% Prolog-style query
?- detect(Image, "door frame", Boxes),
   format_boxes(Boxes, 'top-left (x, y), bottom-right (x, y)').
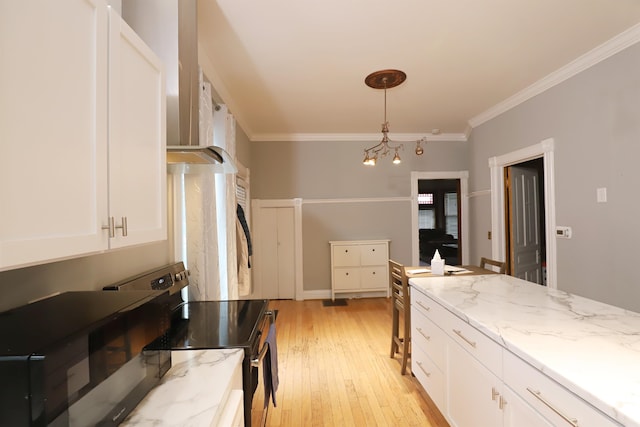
top-left (411, 171), bottom-right (469, 266)
top-left (489, 138), bottom-right (557, 288)
top-left (251, 198), bottom-right (304, 300)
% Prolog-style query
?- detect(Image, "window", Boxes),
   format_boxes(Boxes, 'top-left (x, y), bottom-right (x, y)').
top-left (418, 193), bottom-right (435, 229)
top-left (444, 192), bottom-right (458, 238)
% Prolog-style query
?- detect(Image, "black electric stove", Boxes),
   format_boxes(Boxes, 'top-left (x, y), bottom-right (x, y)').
top-left (104, 262), bottom-right (274, 427)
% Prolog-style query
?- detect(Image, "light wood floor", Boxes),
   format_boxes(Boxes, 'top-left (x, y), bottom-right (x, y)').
top-left (263, 298), bottom-right (449, 427)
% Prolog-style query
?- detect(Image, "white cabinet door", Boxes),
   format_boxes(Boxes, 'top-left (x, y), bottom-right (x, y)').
top-left (448, 340), bottom-right (502, 427)
top-left (0, 0), bottom-right (109, 270)
top-left (108, 10), bottom-right (166, 248)
top-left (257, 207), bottom-right (295, 299)
top-left (502, 387), bottom-right (553, 427)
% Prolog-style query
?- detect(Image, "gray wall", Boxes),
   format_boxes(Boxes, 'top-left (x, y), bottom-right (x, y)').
top-left (251, 139), bottom-right (469, 292)
top-left (468, 42), bottom-right (640, 311)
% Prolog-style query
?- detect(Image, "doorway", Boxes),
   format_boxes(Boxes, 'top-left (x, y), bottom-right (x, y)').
top-left (411, 171), bottom-right (469, 266)
top-left (489, 138), bottom-right (557, 288)
top-left (504, 158), bottom-right (546, 285)
top-left (417, 179), bottom-right (461, 265)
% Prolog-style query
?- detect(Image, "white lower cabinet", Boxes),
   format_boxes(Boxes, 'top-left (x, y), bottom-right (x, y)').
top-left (447, 339), bottom-right (502, 427)
top-left (410, 289), bottom-right (621, 427)
top-left (502, 386), bottom-right (553, 427)
top-left (503, 351), bottom-right (620, 427)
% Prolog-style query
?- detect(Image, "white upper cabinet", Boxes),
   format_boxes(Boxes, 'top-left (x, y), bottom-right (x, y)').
top-left (0, 1), bottom-right (166, 271)
top-left (0, 0), bottom-right (109, 269)
top-left (108, 8), bottom-right (166, 249)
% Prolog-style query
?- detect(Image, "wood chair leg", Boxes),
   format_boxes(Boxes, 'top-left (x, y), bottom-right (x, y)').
top-left (390, 309), bottom-right (399, 357)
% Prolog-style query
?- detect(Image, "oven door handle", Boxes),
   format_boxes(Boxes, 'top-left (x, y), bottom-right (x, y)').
top-left (251, 310), bottom-right (276, 368)
top-left (251, 342), bottom-right (269, 368)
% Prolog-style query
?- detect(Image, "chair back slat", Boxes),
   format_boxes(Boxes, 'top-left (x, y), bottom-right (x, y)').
top-left (480, 257), bottom-right (506, 274)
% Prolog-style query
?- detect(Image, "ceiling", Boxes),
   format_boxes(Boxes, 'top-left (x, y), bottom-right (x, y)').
top-left (197, 0), bottom-right (640, 143)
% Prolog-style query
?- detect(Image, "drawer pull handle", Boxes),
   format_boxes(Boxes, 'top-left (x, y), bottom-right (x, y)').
top-left (416, 361), bottom-right (431, 377)
top-left (416, 327), bottom-right (430, 341)
top-left (416, 301), bottom-right (431, 311)
top-left (526, 388), bottom-right (578, 427)
top-left (453, 329), bottom-right (477, 348)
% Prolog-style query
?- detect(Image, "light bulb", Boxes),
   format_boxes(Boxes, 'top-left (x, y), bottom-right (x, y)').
top-left (392, 151), bottom-right (401, 164)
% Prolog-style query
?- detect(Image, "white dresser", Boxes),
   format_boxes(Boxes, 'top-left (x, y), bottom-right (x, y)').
top-left (329, 240), bottom-right (390, 300)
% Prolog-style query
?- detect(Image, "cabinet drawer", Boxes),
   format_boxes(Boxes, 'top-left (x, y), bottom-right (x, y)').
top-left (359, 243), bottom-right (387, 265)
top-left (333, 267), bottom-right (360, 290)
top-left (411, 290), bottom-right (451, 333)
top-left (411, 305), bottom-right (446, 370)
top-left (360, 266), bottom-right (387, 289)
top-left (412, 345), bottom-right (445, 412)
top-left (503, 352), bottom-right (620, 427)
top-left (447, 312), bottom-right (502, 377)
top-left (332, 245), bottom-right (360, 266)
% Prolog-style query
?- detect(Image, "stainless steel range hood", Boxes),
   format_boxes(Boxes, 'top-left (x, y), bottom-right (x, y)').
top-left (122, 0), bottom-right (236, 174)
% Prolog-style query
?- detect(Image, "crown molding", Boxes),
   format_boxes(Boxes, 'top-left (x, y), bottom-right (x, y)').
top-left (468, 23), bottom-right (640, 129)
top-left (249, 132), bottom-right (468, 142)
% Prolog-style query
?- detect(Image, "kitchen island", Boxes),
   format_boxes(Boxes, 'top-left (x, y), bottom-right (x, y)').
top-left (409, 273), bottom-right (640, 427)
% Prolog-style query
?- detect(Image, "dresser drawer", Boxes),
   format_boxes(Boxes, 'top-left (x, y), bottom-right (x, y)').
top-left (503, 352), bottom-right (620, 427)
top-left (412, 345), bottom-right (446, 412)
top-left (333, 267), bottom-right (360, 290)
top-left (360, 266), bottom-right (387, 289)
top-left (411, 305), bottom-right (447, 370)
top-left (447, 311), bottom-right (502, 377)
top-left (332, 245), bottom-right (360, 266)
top-left (359, 243), bottom-right (387, 265)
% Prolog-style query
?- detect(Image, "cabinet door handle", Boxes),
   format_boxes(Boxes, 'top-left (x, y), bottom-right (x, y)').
top-left (491, 387), bottom-right (500, 401)
top-left (453, 329), bottom-right (477, 348)
top-left (416, 361), bottom-right (431, 377)
top-left (102, 217), bottom-right (115, 238)
top-left (115, 216), bottom-right (128, 237)
top-left (526, 388), bottom-right (578, 427)
top-left (499, 395), bottom-right (506, 410)
top-left (416, 327), bottom-right (430, 341)
top-left (416, 301), bottom-right (431, 311)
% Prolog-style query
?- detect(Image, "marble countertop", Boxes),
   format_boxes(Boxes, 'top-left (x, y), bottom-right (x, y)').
top-left (409, 274), bottom-right (640, 427)
top-left (121, 348), bottom-right (244, 426)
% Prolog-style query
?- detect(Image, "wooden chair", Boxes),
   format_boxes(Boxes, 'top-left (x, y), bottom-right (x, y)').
top-left (389, 259), bottom-right (411, 375)
top-left (480, 257), bottom-right (507, 274)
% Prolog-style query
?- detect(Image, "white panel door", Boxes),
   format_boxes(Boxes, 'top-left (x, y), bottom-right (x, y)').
top-left (510, 166), bottom-right (542, 284)
top-left (258, 207), bottom-right (295, 299)
top-left (0, 0), bottom-right (109, 270)
top-left (108, 9), bottom-right (166, 248)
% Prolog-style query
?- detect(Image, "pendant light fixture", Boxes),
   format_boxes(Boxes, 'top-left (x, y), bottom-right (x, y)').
top-left (362, 69), bottom-right (426, 166)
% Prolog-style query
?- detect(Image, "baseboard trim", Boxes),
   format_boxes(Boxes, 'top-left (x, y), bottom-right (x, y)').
top-left (302, 289), bottom-right (388, 301)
